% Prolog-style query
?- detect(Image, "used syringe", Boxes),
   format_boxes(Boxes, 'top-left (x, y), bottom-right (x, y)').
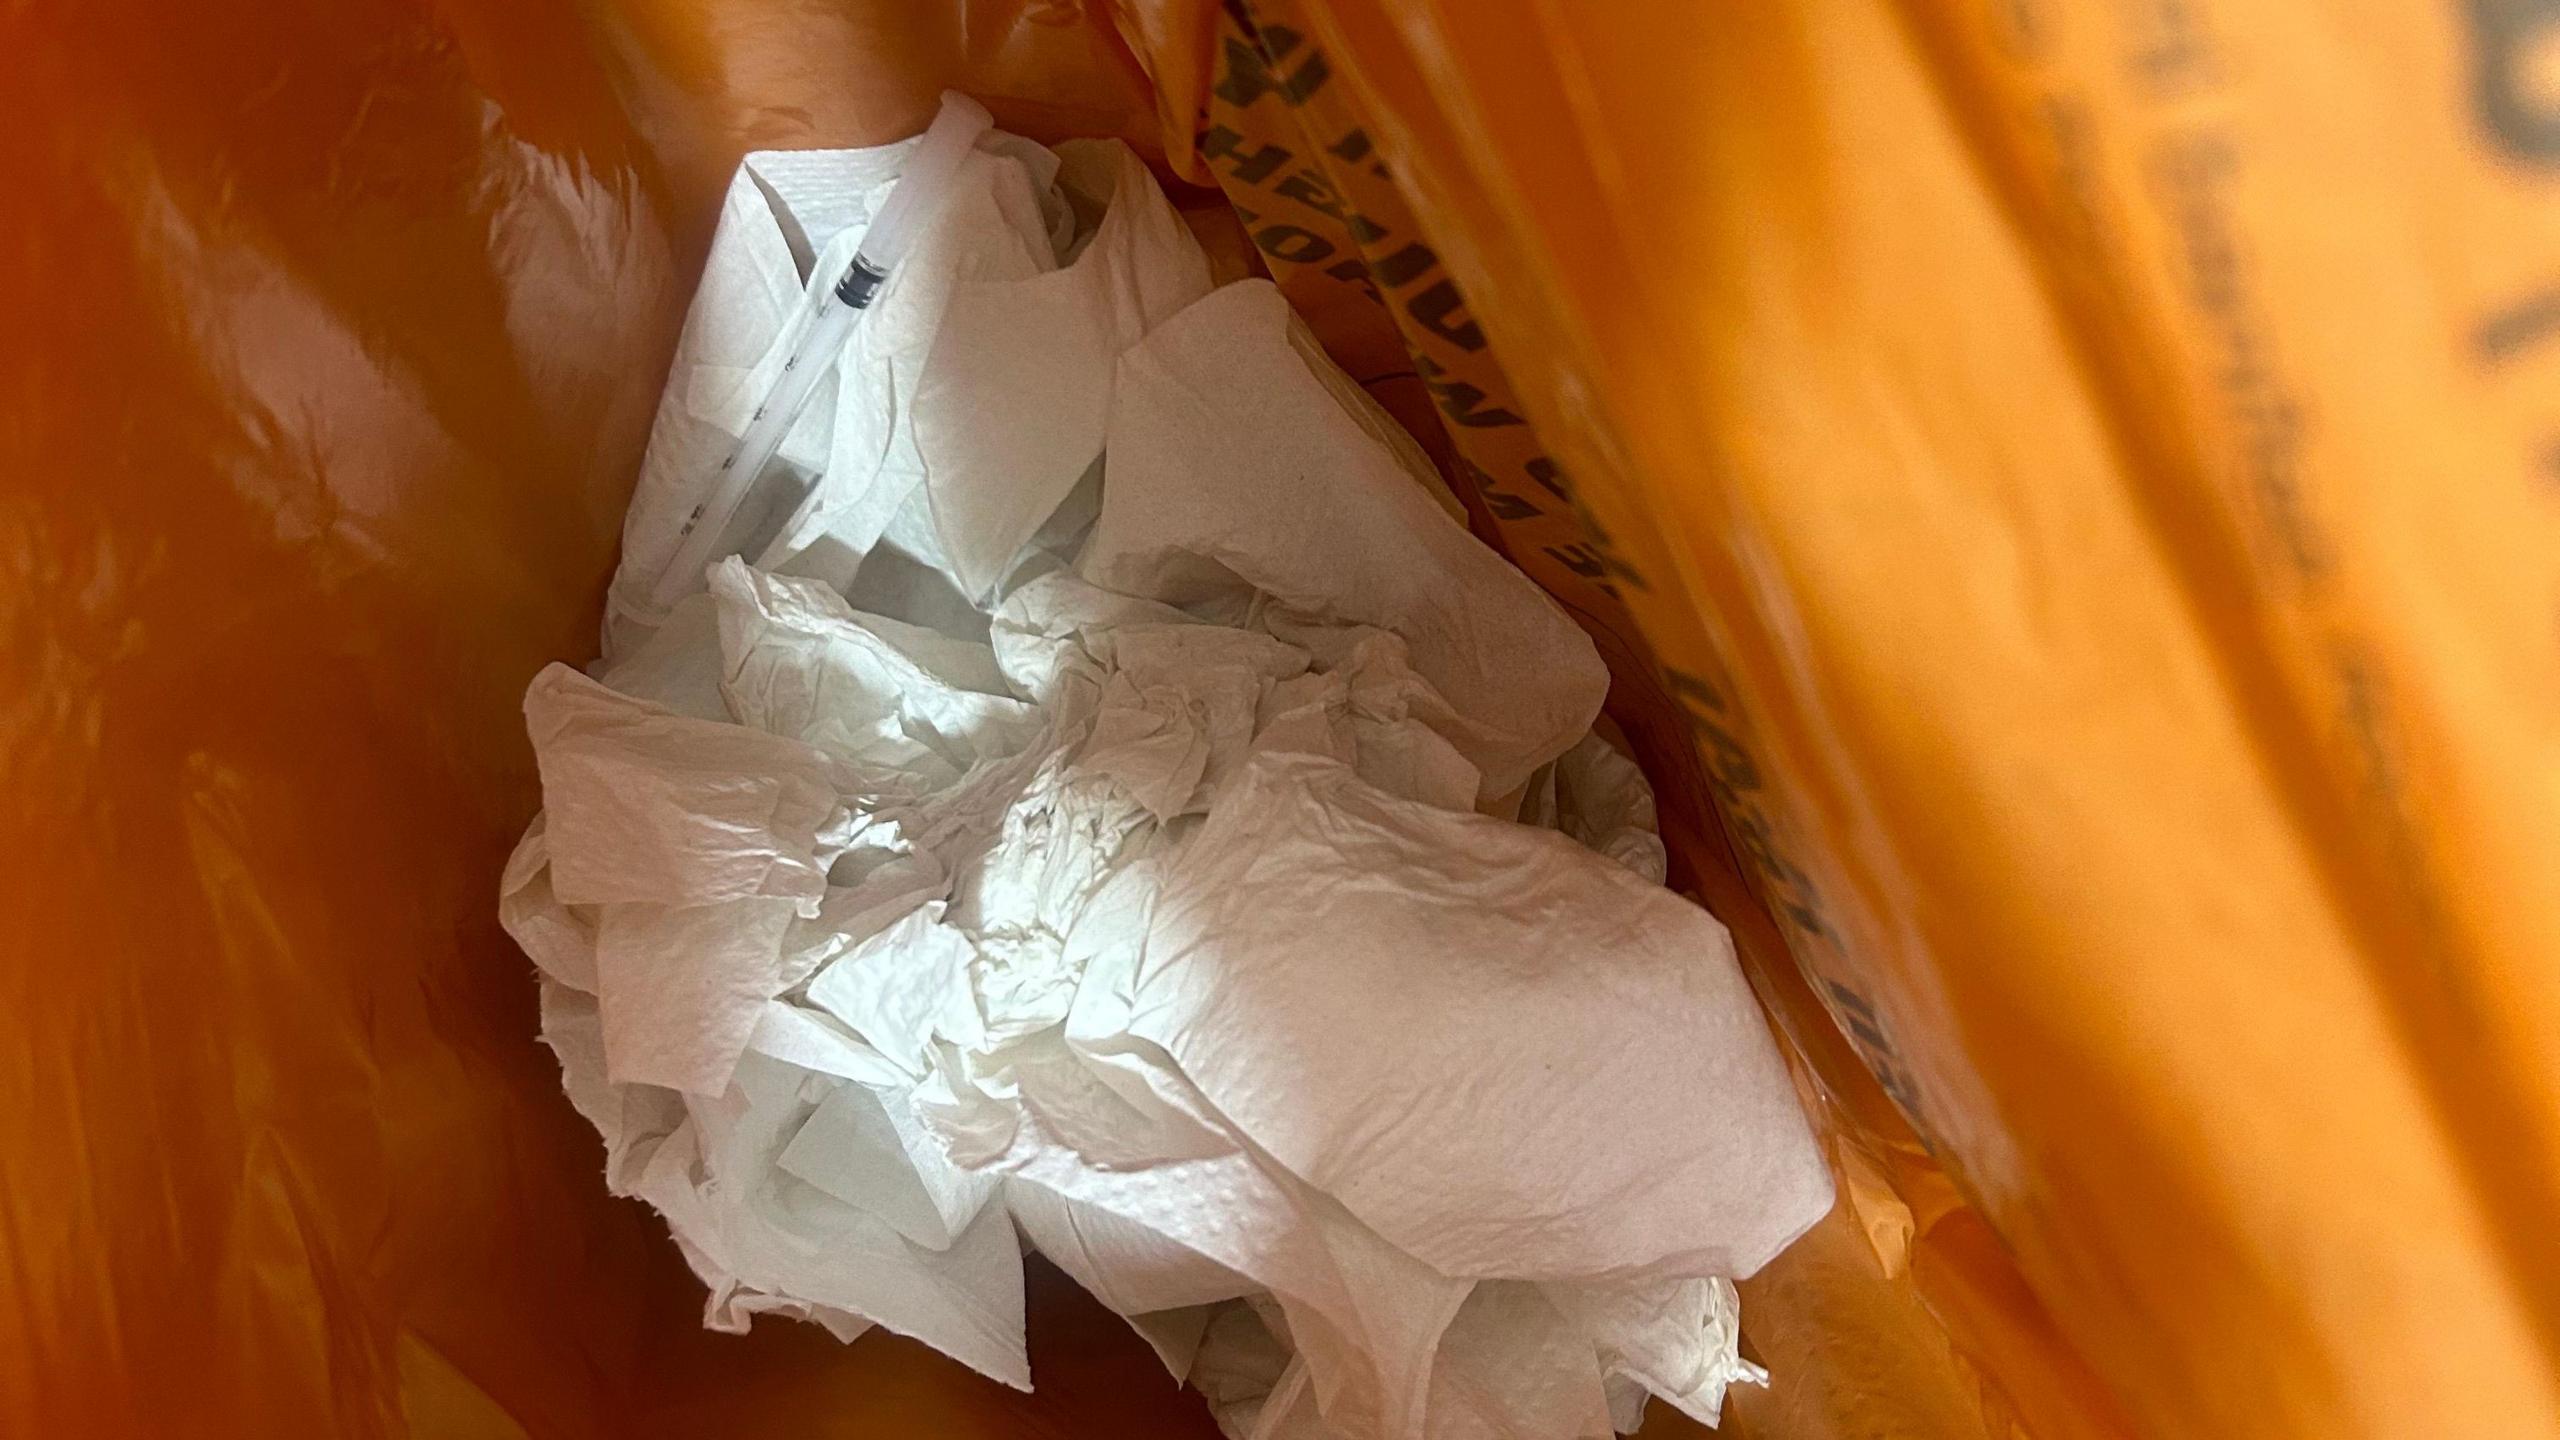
top-left (649, 91), bottom-right (995, 612)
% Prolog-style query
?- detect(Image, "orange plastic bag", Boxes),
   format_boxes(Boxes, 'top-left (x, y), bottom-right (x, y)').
top-left (1165, 2), bottom-right (2560, 1437)
top-left (0, 5), bottom-right (1212, 1435)
top-left (11, 0), bottom-right (2556, 1437)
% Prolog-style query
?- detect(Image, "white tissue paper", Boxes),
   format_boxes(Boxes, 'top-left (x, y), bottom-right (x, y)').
top-left (1127, 750), bottom-right (1831, 1285)
top-left (1081, 280), bottom-right (1609, 805)
top-left (504, 113), bottom-right (1829, 1439)
top-left (910, 141), bottom-right (1215, 601)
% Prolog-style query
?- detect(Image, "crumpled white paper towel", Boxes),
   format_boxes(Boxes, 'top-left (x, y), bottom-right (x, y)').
top-left (1125, 749), bottom-right (1832, 1286)
top-left (1081, 280), bottom-right (1608, 805)
top-left (503, 114), bottom-right (1829, 1440)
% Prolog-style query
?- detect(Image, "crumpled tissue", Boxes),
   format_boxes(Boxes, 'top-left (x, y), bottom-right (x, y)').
top-left (503, 115), bottom-right (1829, 1440)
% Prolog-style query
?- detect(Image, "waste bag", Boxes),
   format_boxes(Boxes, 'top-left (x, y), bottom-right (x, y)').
top-left (8, 1), bottom-right (2556, 1438)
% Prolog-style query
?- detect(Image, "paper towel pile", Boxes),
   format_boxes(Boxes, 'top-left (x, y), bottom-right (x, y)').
top-left (501, 121), bottom-right (1832, 1439)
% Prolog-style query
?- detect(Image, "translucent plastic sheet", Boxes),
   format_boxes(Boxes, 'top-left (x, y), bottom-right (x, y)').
top-left (9, 0), bottom-right (2557, 1437)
